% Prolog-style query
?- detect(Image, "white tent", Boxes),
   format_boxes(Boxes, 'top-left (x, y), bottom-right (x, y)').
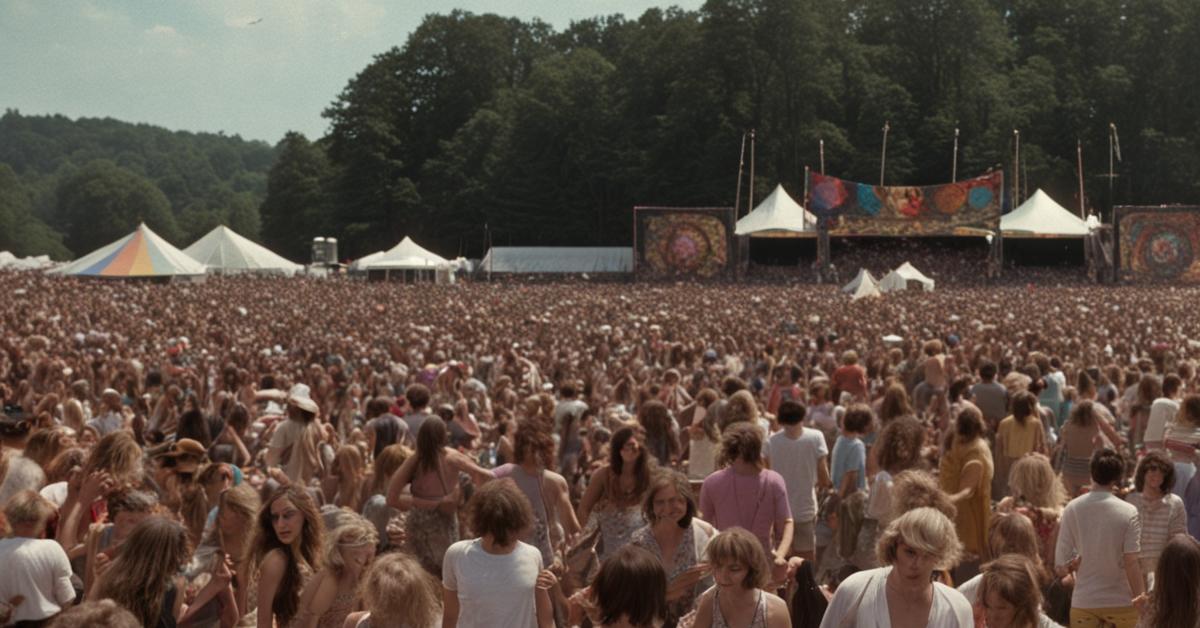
top-left (842, 268), bottom-right (878, 294)
top-left (735, 184), bottom-right (818, 237)
top-left (480, 247), bottom-right (632, 273)
top-left (50, 223), bottom-right (207, 279)
top-left (359, 236), bottom-right (449, 271)
top-left (850, 278), bottom-right (882, 300)
top-left (0, 252), bottom-right (57, 271)
top-left (349, 251), bottom-right (386, 273)
top-left (183, 225), bottom-right (303, 275)
top-left (878, 262), bottom-right (935, 292)
top-left (1001, 189), bottom-right (1090, 238)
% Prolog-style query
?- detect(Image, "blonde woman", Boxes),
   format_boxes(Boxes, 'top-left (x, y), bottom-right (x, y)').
top-left (997, 454), bottom-right (1068, 571)
top-left (182, 483), bottom-right (261, 627)
top-left (819, 508), bottom-right (973, 627)
top-left (296, 514), bottom-right (379, 628)
top-left (343, 552), bottom-right (442, 628)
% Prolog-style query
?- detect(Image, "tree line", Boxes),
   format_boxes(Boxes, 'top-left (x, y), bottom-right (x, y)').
top-left (0, 111), bottom-right (274, 259)
top-left (3, 1), bottom-right (1199, 262)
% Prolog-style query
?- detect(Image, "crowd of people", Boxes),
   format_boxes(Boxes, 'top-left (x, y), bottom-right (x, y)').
top-left (0, 267), bottom-right (1198, 628)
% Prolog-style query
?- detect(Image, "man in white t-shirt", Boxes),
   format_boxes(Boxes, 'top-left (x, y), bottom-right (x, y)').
top-left (765, 400), bottom-right (830, 561)
top-left (0, 491), bottom-right (75, 624)
top-left (1143, 374), bottom-right (1182, 451)
top-left (1055, 448), bottom-right (1143, 628)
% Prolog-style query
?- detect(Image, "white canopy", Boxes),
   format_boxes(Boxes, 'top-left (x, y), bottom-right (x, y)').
top-left (879, 262), bottom-right (935, 292)
top-left (0, 251), bottom-right (56, 271)
top-left (349, 251), bottom-right (386, 272)
top-left (359, 236), bottom-right (449, 270)
top-left (850, 278), bottom-right (882, 300)
top-left (183, 225), bottom-right (303, 274)
top-left (50, 223), bottom-right (207, 278)
top-left (480, 247), bottom-right (632, 273)
top-left (842, 268), bottom-right (878, 294)
top-left (1000, 189), bottom-right (1090, 238)
top-left (735, 184), bottom-right (818, 237)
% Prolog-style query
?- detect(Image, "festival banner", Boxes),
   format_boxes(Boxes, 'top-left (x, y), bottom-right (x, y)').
top-left (1116, 206), bottom-right (1200, 282)
top-left (633, 207), bottom-right (735, 279)
top-left (806, 171), bottom-right (1004, 236)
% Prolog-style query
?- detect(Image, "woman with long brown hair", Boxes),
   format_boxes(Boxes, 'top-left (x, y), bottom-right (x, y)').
top-left (577, 425), bottom-right (656, 563)
top-left (939, 406), bottom-right (994, 571)
top-left (90, 516), bottom-right (191, 627)
top-left (387, 416), bottom-right (492, 577)
top-left (1136, 535), bottom-right (1200, 628)
top-left (994, 391), bottom-right (1046, 498)
top-left (253, 486), bottom-right (325, 628)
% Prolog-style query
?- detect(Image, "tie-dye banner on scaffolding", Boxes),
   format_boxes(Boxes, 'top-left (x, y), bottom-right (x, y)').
top-left (633, 207), bottom-right (735, 278)
top-left (1116, 206), bottom-right (1200, 282)
top-left (806, 171), bottom-right (1004, 236)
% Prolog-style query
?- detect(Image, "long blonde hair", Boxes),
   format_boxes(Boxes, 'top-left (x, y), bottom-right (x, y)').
top-left (323, 514), bottom-right (378, 578)
top-left (360, 552), bottom-right (442, 627)
top-left (93, 517), bottom-right (191, 626)
top-left (1007, 454), bottom-right (1068, 512)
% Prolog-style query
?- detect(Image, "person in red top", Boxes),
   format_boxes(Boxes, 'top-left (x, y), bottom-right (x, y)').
top-left (831, 351), bottom-right (868, 403)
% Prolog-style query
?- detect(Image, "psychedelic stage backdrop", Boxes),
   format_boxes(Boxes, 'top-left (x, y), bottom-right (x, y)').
top-left (634, 207), bottom-right (735, 278)
top-left (806, 171), bottom-right (1004, 236)
top-left (1116, 206), bottom-right (1200, 282)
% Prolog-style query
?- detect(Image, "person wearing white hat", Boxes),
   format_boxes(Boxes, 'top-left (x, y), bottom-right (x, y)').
top-left (266, 385), bottom-right (325, 485)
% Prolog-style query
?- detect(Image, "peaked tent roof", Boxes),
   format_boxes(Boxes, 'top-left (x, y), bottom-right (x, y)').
top-left (735, 184), bottom-right (818, 237)
top-left (851, 278), bottom-right (882, 300)
top-left (842, 268), bottom-right (878, 294)
top-left (879, 262), bottom-right (935, 292)
top-left (50, 223), bottom-right (207, 277)
top-left (360, 236), bottom-right (449, 270)
top-left (183, 225), bottom-right (303, 274)
top-left (480, 247), bottom-right (632, 273)
top-left (1001, 189), bottom-right (1090, 238)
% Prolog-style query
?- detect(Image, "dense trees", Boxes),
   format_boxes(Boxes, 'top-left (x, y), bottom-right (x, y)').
top-left (302, 0), bottom-right (1200, 259)
top-left (0, 111), bottom-right (274, 258)
top-left (2, 1), bottom-right (1198, 261)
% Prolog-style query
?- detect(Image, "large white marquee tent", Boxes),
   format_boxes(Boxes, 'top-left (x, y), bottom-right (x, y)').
top-left (183, 225), bottom-right (303, 274)
top-left (735, 184), bottom-right (818, 237)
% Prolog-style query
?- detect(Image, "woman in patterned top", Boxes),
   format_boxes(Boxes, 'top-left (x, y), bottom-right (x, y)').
top-left (631, 470), bottom-right (715, 627)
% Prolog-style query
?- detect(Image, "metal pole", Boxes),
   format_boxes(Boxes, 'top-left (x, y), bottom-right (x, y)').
top-left (748, 129), bottom-right (756, 213)
top-left (733, 132), bottom-right (747, 216)
top-left (1077, 140), bottom-right (1086, 219)
top-left (952, 128), bottom-right (959, 182)
top-left (1013, 129), bottom-right (1020, 205)
top-left (880, 121), bottom-right (890, 186)
top-left (819, 139), bottom-right (825, 175)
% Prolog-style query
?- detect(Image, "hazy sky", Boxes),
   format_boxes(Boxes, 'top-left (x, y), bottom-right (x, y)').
top-left (1, 0), bottom-right (703, 144)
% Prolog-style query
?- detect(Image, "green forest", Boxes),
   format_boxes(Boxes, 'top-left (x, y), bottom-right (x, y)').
top-left (3, 0), bottom-right (1199, 261)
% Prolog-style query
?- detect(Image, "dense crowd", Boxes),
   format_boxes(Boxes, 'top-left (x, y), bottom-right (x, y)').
top-left (0, 268), bottom-right (1198, 628)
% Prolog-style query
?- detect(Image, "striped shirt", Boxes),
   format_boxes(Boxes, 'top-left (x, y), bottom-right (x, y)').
top-left (1124, 491), bottom-right (1186, 564)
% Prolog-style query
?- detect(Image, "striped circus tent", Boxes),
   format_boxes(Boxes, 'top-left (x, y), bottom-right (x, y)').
top-left (49, 223), bottom-right (207, 278)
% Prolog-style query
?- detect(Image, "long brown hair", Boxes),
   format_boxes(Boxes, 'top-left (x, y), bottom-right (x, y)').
top-left (93, 517), bottom-right (191, 627)
top-left (415, 416), bottom-right (448, 477)
top-left (253, 487), bottom-right (324, 625)
top-left (1147, 535), bottom-right (1200, 628)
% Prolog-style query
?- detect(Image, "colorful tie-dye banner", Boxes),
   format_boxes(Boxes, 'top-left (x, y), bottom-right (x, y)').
top-left (633, 207), bottom-right (734, 278)
top-left (807, 171), bottom-right (1004, 236)
top-left (1116, 206), bottom-right (1200, 282)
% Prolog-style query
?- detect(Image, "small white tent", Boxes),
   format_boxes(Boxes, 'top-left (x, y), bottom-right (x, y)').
top-left (879, 262), bottom-right (935, 292)
top-left (358, 236), bottom-right (448, 271)
top-left (842, 268), bottom-right (878, 294)
top-left (734, 184), bottom-right (818, 237)
top-left (1001, 189), bottom-right (1090, 238)
top-left (850, 278), bottom-right (882, 300)
top-left (183, 225), bottom-right (303, 274)
top-left (349, 251), bottom-right (386, 273)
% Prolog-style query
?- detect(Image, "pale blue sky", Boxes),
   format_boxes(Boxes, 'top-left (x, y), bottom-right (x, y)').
top-left (1, 0), bottom-right (703, 144)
